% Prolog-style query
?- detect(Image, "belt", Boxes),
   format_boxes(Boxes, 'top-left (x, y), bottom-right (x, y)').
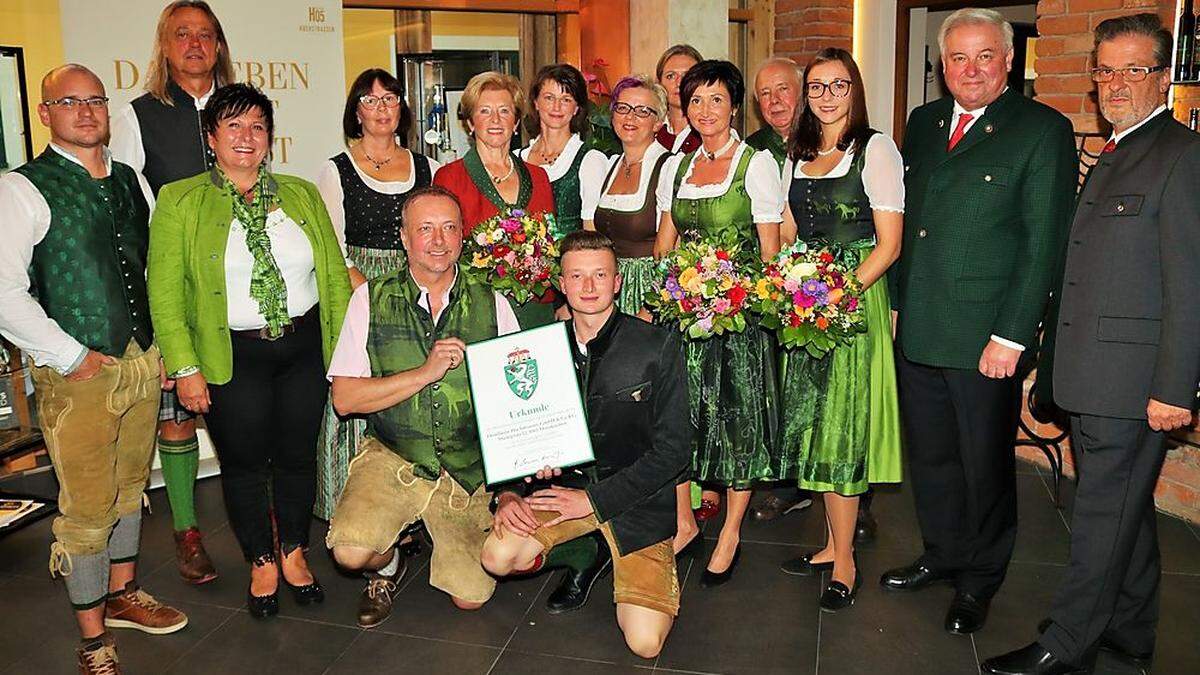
top-left (231, 307), bottom-right (317, 341)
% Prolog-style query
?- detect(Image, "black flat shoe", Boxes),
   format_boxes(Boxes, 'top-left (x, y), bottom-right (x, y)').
top-left (284, 577), bottom-right (326, 605)
top-left (819, 571), bottom-right (861, 612)
top-left (981, 642), bottom-right (1090, 674)
top-left (780, 553), bottom-right (834, 577)
top-left (545, 546), bottom-right (612, 615)
top-left (247, 587), bottom-right (279, 618)
top-left (945, 591), bottom-right (990, 635)
top-left (879, 561), bottom-right (954, 592)
top-left (699, 546), bottom-right (741, 588)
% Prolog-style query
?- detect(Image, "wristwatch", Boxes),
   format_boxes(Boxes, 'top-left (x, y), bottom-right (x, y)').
top-left (170, 365), bottom-right (200, 379)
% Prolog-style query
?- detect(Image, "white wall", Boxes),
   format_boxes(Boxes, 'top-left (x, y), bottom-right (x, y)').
top-left (853, 0), bottom-right (897, 136)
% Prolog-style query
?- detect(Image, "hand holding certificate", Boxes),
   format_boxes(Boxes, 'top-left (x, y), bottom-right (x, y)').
top-left (465, 322), bottom-right (594, 485)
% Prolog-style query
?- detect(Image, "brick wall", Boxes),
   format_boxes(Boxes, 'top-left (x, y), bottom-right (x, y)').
top-left (774, 0), bottom-right (853, 66)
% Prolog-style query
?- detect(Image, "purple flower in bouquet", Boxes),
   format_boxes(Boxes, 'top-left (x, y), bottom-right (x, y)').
top-left (511, 209), bottom-right (526, 217)
top-left (665, 276), bottom-right (685, 300)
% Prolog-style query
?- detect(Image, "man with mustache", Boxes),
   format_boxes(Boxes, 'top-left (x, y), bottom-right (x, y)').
top-left (983, 14), bottom-right (1200, 675)
top-left (0, 64), bottom-right (187, 675)
top-left (110, 0), bottom-right (236, 585)
top-left (884, 7), bottom-right (1077, 635)
top-left (324, 186), bottom-right (519, 623)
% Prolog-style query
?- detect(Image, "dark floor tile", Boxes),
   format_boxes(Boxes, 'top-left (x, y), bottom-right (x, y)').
top-left (703, 489), bottom-right (819, 547)
top-left (325, 631), bottom-right (499, 674)
top-left (168, 612), bottom-right (358, 675)
top-left (0, 573), bottom-right (234, 675)
top-left (1155, 573), bottom-right (1200, 674)
top-left (971, 560), bottom-right (1064, 660)
top-left (0, 508), bottom-right (55, 578)
top-left (490, 650), bottom-right (655, 674)
top-left (136, 477), bottom-right (230, 572)
top-left (506, 571), bottom-right (653, 667)
top-left (854, 482), bottom-right (924, 555)
top-left (372, 564), bottom-right (546, 647)
top-left (816, 548), bottom-right (977, 675)
top-left (656, 541), bottom-right (818, 675)
top-left (141, 520), bottom-right (254, 610)
top-left (1011, 474), bottom-right (1070, 566)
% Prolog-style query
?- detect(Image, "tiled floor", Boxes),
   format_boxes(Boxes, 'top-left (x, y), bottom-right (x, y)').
top-left (1, 461), bottom-right (1197, 674)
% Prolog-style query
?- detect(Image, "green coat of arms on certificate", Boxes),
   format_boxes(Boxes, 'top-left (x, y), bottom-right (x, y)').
top-left (504, 348), bottom-right (538, 400)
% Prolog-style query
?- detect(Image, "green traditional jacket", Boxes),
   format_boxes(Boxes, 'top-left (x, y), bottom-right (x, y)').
top-left (16, 148), bottom-right (153, 357)
top-left (366, 269), bottom-right (500, 493)
top-left (890, 89), bottom-right (1077, 369)
top-left (745, 126), bottom-right (787, 168)
top-left (147, 170), bottom-right (351, 384)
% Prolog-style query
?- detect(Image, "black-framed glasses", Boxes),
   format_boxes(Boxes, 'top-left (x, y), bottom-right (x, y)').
top-left (612, 102), bottom-right (657, 119)
top-left (359, 94), bottom-right (401, 109)
top-left (1090, 65), bottom-right (1167, 83)
top-left (805, 79), bottom-right (852, 99)
top-left (42, 96), bottom-right (109, 109)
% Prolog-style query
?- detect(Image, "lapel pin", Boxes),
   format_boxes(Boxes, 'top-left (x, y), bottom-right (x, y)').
top-left (984, 124), bottom-right (994, 133)
top-left (938, 119), bottom-right (946, 128)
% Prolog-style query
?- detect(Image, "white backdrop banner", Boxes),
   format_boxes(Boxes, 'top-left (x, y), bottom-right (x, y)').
top-left (60, 0), bottom-right (346, 180)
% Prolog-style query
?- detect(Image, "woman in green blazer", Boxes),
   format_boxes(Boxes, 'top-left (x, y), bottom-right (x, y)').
top-left (148, 84), bottom-right (351, 619)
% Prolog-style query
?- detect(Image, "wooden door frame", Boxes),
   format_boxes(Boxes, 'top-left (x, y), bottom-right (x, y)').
top-left (892, 0), bottom-right (1035, 143)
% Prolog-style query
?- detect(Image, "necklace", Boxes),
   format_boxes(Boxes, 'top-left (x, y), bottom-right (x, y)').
top-left (620, 153), bottom-right (645, 178)
top-left (817, 145), bottom-right (840, 157)
top-left (536, 138), bottom-right (567, 165)
top-left (700, 136), bottom-right (738, 161)
top-left (484, 155), bottom-right (515, 184)
top-left (362, 146), bottom-right (396, 171)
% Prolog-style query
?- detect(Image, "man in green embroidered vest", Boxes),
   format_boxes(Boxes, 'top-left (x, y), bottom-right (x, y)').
top-left (0, 64), bottom-right (187, 675)
top-left (324, 186), bottom-right (520, 627)
top-left (745, 57), bottom-right (802, 168)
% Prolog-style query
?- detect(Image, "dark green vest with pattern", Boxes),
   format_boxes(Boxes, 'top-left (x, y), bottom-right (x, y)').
top-left (15, 148), bottom-right (153, 356)
top-left (548, 147), bottom-right (587, 238)
top-left (366, 270), bottom-right (499, 492)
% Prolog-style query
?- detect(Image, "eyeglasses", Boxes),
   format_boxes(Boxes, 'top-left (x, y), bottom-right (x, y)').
top-left (359, 94), bottom-right (402, 109)
top-left (612, 102), bottom-right (657, 119)
top-left (806, 79), bottom-right (852, 99)
top-left (42, 96), bottom-right (109, 109)
top-left (1090, 66), bottom-right (1167, 83)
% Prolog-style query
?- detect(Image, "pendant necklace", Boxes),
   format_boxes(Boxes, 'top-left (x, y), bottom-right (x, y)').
top-left (485, 155), bottom-right (515, 184)
top-left (537, 139), bottom-right (567, 165)
top-left (363, 147), bottom-right (395, 171)
top-left (621, 153), bottom-right (645, 178)
top-left (700, 136), bottom-right (738, 161)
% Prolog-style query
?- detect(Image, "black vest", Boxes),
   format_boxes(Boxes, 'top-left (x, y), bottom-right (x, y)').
top-left (330, 151), bottom-right (433, 250)
top-left (787, 130), bottom-right (878, 245)
top-left (130, 80), bottom-right (215, 195)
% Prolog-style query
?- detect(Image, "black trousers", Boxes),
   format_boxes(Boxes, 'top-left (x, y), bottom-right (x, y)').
top-left (895, 347), bottom-right (1021, 598)
top-left (204, 316), bottom-right (327, 561)
top-left (1040, 414), bottom-right (1166, 665)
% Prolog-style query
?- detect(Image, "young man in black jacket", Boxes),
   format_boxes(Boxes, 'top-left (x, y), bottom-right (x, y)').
top-left (480, 230), bottom-right (692, 659)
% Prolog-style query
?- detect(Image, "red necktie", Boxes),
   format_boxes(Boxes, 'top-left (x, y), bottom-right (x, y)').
top-left (947, 113), bottom-right (974, 151)
top-left (1102, 139), bottom-right (1117, 153)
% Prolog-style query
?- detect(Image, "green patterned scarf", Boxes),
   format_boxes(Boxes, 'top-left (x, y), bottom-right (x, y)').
top-left (218, 164), bottom-right (290, 338)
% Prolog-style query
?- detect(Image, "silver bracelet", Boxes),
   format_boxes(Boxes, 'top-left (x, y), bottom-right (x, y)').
top-left (170, 365), bottom-right (200, 379)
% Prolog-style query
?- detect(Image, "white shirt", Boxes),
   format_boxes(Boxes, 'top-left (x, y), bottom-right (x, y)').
top-left (224, 209), bottom-right (320, 330)
top-left (326, 271), bottom-right (521, 380)
top-left (110, 82), bottom-right (215, 175)
top-left (518, 133), bottom-right (608, 221)
top-left (657, 143), bottom-right (785, 223)
top-left (0, 145), bottom-right (155, 374)
top-left (950, 90), bottom-right (1027, 353)
top-left (1110, 104), bottom-right (1169, 146)
top-left (783, 134), bottom-right (905, 213)
top-left (597, 142), bottom-right (673, 215)
top-left (314, 149), bottom-right (442, 262)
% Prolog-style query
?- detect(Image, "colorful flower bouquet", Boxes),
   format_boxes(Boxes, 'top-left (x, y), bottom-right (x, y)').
top-left (752, 241), bottom-right (867, 357)
top-left (465, 209), bottom-right (561, 305)
top-left (645, 240), bottom-right (754, 340)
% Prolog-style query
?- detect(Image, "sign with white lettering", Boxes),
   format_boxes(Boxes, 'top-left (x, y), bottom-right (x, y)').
top-left (466, 322), bottom-right (595, 485)
top-left (59, 0), bottom-right (345, 180)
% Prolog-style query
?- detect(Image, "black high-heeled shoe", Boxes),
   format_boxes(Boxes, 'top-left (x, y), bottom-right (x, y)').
top-left (284, 576), bottom-right (325, 605)
top-left (699, 545), bottom-right (741, 588)
top-left (247, 554), bottom-right (279, 619)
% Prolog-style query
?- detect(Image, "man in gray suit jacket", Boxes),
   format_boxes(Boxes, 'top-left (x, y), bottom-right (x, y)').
top-left (983, 14), bottom-right (1200, 675)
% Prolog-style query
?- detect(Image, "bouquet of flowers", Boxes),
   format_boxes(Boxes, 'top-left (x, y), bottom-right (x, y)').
top-left (464, 209), bottom-right (561, 305)
top-left (645, 240), bottom-right (754, 340)
top-left (752, 241), bottom-right (867, 357)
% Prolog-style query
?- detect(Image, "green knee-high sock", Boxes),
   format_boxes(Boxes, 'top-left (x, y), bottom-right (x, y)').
top-left (158, 437), bottom-right (199, 531)
top-left (544, 535), bottom-right (598, 573)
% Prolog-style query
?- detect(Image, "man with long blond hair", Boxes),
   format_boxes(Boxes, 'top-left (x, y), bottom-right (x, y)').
top-left (110, 0), bottom-right (235, 587)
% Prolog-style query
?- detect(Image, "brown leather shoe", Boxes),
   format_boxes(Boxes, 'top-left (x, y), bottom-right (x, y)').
top-left (77, 633), bottom-right (121, 675)
top-left (174, 527), bottom-right (218, 585)
top-left (357, 555), bottom-right (407, 629)
top-left (104, 582), bottom-right (188, 635)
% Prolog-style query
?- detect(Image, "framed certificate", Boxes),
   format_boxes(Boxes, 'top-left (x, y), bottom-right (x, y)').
top-left (465, 322), bottom-right (594, 485)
